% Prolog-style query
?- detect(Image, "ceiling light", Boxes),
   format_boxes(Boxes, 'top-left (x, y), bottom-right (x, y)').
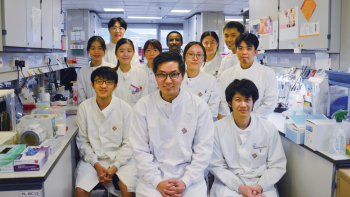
top-left (104, 8), bottom-right (124, 12)
top-left (128, 17), bottom-right (162, 19)
top-left (171, 10), bottom-right (191, 13)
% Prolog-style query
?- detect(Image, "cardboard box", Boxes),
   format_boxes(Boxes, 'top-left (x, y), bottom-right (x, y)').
top-left (305, 120), bottom-right (350, 151)
top-left (0, 145), bottom-right (26, 173)
top-left (336, 169), bottom-right (350, 197)
top-left (346, 145), bottom-right (350, 156)
top-left (14, 146), bottom-right (50, 171)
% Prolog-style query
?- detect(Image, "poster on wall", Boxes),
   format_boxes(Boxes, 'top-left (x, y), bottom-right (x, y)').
top-left (279, 6), bottom-right (299, 41)
top-left (269, 21), bottom-right (278, 49)
top-left (259, 17), bottom-right (273, 35)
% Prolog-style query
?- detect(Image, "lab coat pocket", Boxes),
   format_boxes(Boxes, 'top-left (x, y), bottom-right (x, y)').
top-left (198, 89), bottom-right (210, 102)
top-left (179, 124), bottom-right (196, 161)
top-left (111, 124), bottom-right (123, 145)
top-left (251, 147), bottom-right (268, 169)
top-left (129, 90), bottom-right (141, 105)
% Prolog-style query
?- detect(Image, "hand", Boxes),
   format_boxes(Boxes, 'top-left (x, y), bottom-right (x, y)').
top-left (94, 163), bottom-right (112, 185)
top-left (252, 185), bottom-right (265, 197)
top-left (217, 114), bottom-right (223, 120)
top-left (163, 180), bottom-right (186, 197)
top-left (238, 185), bottom-right (262, 197)
top-left (156, 180), bottom-right (176, 195)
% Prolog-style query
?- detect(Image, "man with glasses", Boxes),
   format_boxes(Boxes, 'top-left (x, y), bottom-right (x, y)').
top-left (104, 17), bottom-right (141, 66)
top-left (75, 67), bottom-right (137, 197)
top-left (166, 31), bottom-right (183, 54)
top-left (129, 52), bottom-right (214, 197)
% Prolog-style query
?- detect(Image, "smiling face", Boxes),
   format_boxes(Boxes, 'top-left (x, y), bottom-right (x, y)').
top-left (91, 76), bottom-right (117, 100)
top-left (167, 33), bottom-right (183, 52)
top-left (144, 45), bottom-right (160, 66)
top-left (237, 41), bottom-right (258, 68)
top-left (224, 27), bottom-right (241, 51)
top-left (202, 35), bottom-right (218, 56)
top-left (89, 41), bottom-right (105, 62)
top-left (185, 44), bottom-right (205, 71)
top-left (109, 22), bottom-right (126, 41)
top-left (229, 92), bottom-right (253, 119)
top-left (115, 43), bottom-right (134, 65)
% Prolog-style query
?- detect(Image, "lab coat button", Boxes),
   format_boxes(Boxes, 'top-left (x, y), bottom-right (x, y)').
top-left (167, 139), bottom-right (171, 143)
top-left (164, 167), bottom-right (167, 171)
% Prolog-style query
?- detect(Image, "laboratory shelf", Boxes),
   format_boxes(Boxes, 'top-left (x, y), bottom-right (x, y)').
top-left (328, 80), bottom-right (350, 88)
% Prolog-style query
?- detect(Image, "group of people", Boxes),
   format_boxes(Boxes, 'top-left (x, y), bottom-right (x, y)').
top-left (74, 17), bottom-right (287, 197)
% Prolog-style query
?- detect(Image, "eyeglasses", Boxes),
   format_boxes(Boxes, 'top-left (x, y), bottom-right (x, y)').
top-left (110, 26), bottom-right (125, 32)
top-left (155, 72), bottom-right (181, 81)
top-left (94, 80), bottom-right (114, 86)
top-left (186, 53), bottom-right (204, 59)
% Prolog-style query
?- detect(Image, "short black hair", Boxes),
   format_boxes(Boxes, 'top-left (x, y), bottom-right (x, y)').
top-left (91, 66), bottom-right (118, 85)
top-left (235, 33), bottom-right (259, 50)
top-left (166, 31), bottom-right (183, 45)
top-left (183, 41), bottom-right (207, 63)
top-left (223, 21), bottom-right (245, 34)
top-left (144, 39), bottom-right (162, 53)
top-left (200, 31), bottom-right (220, 52)
top-left (108, 17), bottom-right (127, 30)
top-left (87, 36), bottom-right (106, 52)
top-left (225, 79), bottom-right (259, 110)
top-left (153, 52), bottom-right (186, 75)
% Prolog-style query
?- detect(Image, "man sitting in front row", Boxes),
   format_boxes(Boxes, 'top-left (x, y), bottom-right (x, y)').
top-left (209, 79), bottom-right (286, 197)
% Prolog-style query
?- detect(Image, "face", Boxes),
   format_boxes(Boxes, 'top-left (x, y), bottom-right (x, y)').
top-left (237, 41), bottom-right (258, 67)
top-left (91, 76), bottom-right (117, 100)
top-left (115, 43), bottom-right (134, 65)
top-left (144, 45), bottom-right (160, 65)
top-left (185, 44), bottom-right (205, 71)
top-left (89, 41), bottom-right (105, 62)
top-left (229, 92), bottom-right (253, 119)
top-left (202, 36), bottom-right (218, 56)
top-left (224, 27), bottom-right (241, 51)
top-left (155, 61), bottom-right (184, 100)
top-left (109, 22), bottom-right (126, 41)
top-left (167, 33), bottom-right (182, 51)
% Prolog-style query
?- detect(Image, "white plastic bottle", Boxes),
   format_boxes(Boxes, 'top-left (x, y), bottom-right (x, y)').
top-left (329, 110), bottom-right (348, 155)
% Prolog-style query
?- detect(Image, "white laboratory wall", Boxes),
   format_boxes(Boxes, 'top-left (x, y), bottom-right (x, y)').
top-left (90, 12), bottom-right (102, 36)
top-left (52, 0), bottom-right (63, 49)
top-left (340, 0), bottom-right (350, 68)
top-left (42, 0), bottom-right (53, 49)
top-left (26, 0), bottom-right (41, 48)
top-left (187, 14), bottom-right (201, 42)
top-left (201, 12), bottom-right (225, 52)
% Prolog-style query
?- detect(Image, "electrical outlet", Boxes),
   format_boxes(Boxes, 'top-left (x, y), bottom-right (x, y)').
top-left (10, 56), bottom-right (20, 68)
top-left (44, 55), bottom-right (50, 64)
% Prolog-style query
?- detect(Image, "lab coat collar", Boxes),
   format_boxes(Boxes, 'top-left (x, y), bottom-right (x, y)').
top-left (92, 95), bottom-right (116, 119)
top-left (229, 113), bottom-right (255, 133)
top-left (156, 87), bottom-right (186, 105)
top-left (184, 70), bottom-right (202, 84)
top-left (238, 60), bottom-right (259, 72)
top-left (90, 60), bottom-right (107, 68)
top-left (117, 65), bottom-right (135, 80)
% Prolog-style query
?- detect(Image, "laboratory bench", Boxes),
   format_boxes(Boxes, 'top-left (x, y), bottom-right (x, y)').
top-left (0, 104), bottom-right (79, 197)
top-left (268, 112), bottom-right (350, 197)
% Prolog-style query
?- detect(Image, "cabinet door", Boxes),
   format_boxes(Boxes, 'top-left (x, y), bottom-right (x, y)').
top-left (52, 0), bottom-right (62, 49)
top-left (26, 0), bottom-right (41, 48)
top-left (2, 0), bottom-right (27, 47)
top-left (41, 0), bottom-right (53, 49)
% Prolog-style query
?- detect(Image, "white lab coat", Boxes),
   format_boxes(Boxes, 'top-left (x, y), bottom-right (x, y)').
top-left (208, 114), bottom-right (286, 197)
top-left (75, 95), bottom-right (138, 194)
top-left (218, 61), bottom-right (278, 119)
top-left (77, 60), bottom-right (115, 103)
top-left (181, 71), bottom-right (220, 119)
top-left (200, 53), bottom-right (222, 77)
top-left (129, 89), bottom-right (214, 197)
top-left (113, 66), bottom-right (148, 108)
top-left (103, 42), bottom-right (141, 67)
top-left (139, 64), bottom-right (158, 94)
top-left (217, 52), bottom-right (239, 81)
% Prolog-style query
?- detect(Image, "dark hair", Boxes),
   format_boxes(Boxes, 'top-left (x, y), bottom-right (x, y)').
top-left (235, 33), bottom-right (259, 50)
top-left (114, 38), bottom-right (135, 71)
top-left (200, 31), bottom-right (220, 53)
top-left (223, 21), bottom-right (245, 34)
top-left (91, 66), bottom-right (118, 85)
top-left (144, 39), bottom-right (162, 53)
top-left (86, 36), bottom-right (107, 53)
top-left (225, 79), bottom-right (259, 111)
top-left (166, 31), bottom-right (183, 45)
top-left (153, 52), bottom-right (186, 75)
top-left (108, 17), bottom-right (127, 30)
top-left (183, 41), bottom-right (207, 63)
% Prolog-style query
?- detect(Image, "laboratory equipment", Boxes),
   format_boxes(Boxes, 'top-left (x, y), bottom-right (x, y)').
top-left (39, 87), bottom-right (50, 102)
top-left (0, 144), bottom-right (26, 173)
top-left (14, 146), bottom-right (50, 171)
top-left (20, 123), bottom-right (48, 146)
top-left (0, 90), bottom-right (16, 146)
top-left (17, 114), bottom-right (55, 143)
top-left (329, 110), bottom-right (348, 155)
top-left (51, 94), bottom-right (68, 106)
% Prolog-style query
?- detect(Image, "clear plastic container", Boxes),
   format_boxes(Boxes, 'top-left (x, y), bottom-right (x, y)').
top-left (23, 100), bottom-right (36, 110)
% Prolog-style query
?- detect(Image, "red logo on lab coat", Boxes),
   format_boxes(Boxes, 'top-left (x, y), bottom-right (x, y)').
top-left (112, 126), bottom-right (117, 131)
top-left (252, 153), bottom-right (257, 159)
top-left (132, 91), bottom-right (135, 95)
top-left (182, 128), bottom-right (187, 134)
top-left (198, 92), bottom-right (203, 97)
top-left (35, 160), bottom-right (38, 163)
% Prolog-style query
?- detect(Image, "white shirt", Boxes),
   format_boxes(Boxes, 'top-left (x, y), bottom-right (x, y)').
top-left (113, 66), bottom-right (148, 108)
top-left (77, 60), bottom-right (115, 103)
top-left (129, 89), bottom-right (214, 194)
top-left (217, 52), bottom-right (239, 81)
top-left (103, 42), bottom-right (141, 67)
top-left (208, 114), bottom-right (286, 195)
top-left (218, 61), bottom-right (278, 119)
top-left (76, 95), bottom-right (133, 169)
top-left (200, 53), bottom-right (222, 77)
top-left (139, 64), bottom-right (158, 94)
top-left (181, 71), bottom-right (220, 119)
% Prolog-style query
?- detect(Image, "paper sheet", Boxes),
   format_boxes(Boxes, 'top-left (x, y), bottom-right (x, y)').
top-left (269, 21), bottom-right (278, 49)
top-left (301, 0), bottom-right (317, 22)
top-left (300, 22), bottom-right (319, 37)
top-left (279, 6), bottom-right (299, 41)
top-left (32, 6), bottom-right (41, 44)
top-left (53, 27), bottom-right (58, 41)
top-left (315, 53), bottom-right (329, 70)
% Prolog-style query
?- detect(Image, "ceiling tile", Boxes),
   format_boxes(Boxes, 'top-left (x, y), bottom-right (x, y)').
top-left (197, 4), bottom-right (226, 8)
top-left (98, 2), bottom-right (124, 6)
top-left (63, 5), bottom-right (78, 9)
top-left (150, 2), bottom-right (177, 7)
top-left (125, 2), bottom-right (150, 6)
top-left (177, 0), bottom-right (206, 3)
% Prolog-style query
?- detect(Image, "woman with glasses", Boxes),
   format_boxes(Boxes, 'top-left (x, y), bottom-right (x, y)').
top-left (139, 39), bottom-right (162, 94)
top-left (200, 31), bottom-right (222, 77)
top-left (77, 36), bottom-right (115, 103)
top-left (181, 41), bottom-right (220, 121)
top-left (113, 38), bottom-right (148, 108)
top-left (104, 17), bottom-right (141, 67)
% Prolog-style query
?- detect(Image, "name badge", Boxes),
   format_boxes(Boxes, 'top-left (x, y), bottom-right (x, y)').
top-left (129, 84), bottom-right (140, 92)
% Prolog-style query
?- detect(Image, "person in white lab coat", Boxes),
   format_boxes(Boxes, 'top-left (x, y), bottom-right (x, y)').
top-left (75, 67), bottom-right (137, 197)
top-left (103, 17), bottom-right (140, 67)
top-left (182, 41), bottom-right (220, 121)
top-left (208, 79), bottom-right (286, 197)
top-left (167, 31), bottom-right (183, 55)
top-left (113, 38), bottom-right (148, 107)
top-left (217, 21), bottom-right (245, 81)
top-left (77, 36), bottom-right (115, 103)
top-left (129, 52), bottom-right (214, 197)
top-left (218, 33), bottom-right (278, 119)
top-left (200, 31), bottom-right (222, 77)
top-left (139, 39), bottom-right (162, 94)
